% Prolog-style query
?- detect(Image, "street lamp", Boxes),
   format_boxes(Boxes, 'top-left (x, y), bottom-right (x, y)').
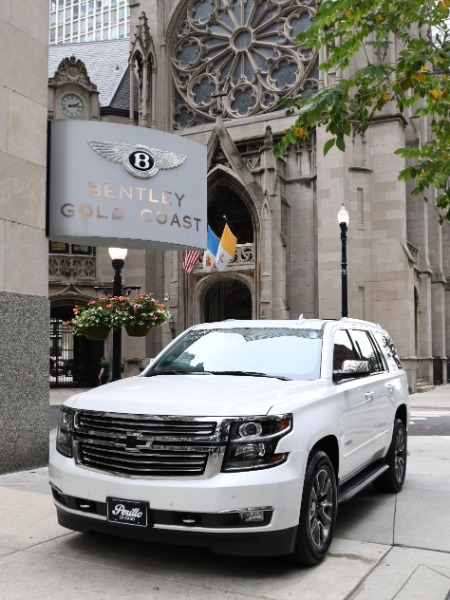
top-left (337, 204), bottom-right (349, 318)
top-left (108, 247), bottom-right (128, 381)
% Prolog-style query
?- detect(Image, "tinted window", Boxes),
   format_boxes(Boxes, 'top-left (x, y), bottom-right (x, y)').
top-left (333, 330), bottom-right (359, 371)
top-left (348, 329), bottom-right (386, 373)
top-left (372, 331), bottom-right (402, 371)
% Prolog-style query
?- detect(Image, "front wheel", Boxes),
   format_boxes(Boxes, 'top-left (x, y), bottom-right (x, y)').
top-left (290, 450), bottom-right (337, 566)
top-left (374, 418), bottom-right (407, 493)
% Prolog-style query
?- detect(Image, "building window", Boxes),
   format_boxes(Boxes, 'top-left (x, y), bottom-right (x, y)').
top-left (173, 0), bottom-right (318, 129)
top-left (49, 241), bottom-right (94, 256)
top-left (49, 0), bottom-right (129, 44)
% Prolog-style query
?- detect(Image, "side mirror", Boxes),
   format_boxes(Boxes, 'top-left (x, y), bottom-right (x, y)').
top-left (333, 360), bottom-right (370, 381)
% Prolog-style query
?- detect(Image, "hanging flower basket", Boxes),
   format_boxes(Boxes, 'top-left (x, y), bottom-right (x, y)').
top-left (68, 293), bottom-right (170, 339)
top-left (125, 324), bottom-right (152, 337)
top-left (68, 298), bottom-right (117, 339)
top-left (115, 293), bottom-right (171, 331)
top-left (84, 326), bottom-right (111, 341)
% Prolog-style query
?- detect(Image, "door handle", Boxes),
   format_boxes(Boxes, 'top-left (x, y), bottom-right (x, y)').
top-left (365, 392), bottom-right (374, 401)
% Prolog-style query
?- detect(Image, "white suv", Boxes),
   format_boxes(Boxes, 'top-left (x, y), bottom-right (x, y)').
top-left (49, 317), bottom-right (409, 566)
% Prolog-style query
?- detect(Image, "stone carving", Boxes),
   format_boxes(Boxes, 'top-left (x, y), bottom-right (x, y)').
top-left (172, 0), bottom-right (319, 129)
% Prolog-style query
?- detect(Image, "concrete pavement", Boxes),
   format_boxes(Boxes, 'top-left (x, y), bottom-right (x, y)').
top-left (0, 386), bottom-right (449, 599)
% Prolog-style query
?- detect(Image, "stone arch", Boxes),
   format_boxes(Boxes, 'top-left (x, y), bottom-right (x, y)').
top-left (129, 12), bottom-right (157, 127)
top-left (207, 165), bottom-right (260, 243)
top-left (49, 291), bottom-right (104, 388)
top-left (194, 272), bottom-right (255, 323)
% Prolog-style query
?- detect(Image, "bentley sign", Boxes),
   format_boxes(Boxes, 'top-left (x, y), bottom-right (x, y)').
top-left (47, 121), bottom-right (207, 250)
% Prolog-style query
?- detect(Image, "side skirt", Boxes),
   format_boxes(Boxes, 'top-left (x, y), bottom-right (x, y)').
top-left (338, 461), bottom-right (389, 503)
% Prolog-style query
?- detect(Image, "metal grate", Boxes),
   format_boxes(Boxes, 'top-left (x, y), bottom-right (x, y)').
top-left (77, 412), bottom-right (217, 437)
top-left (73, 411), bottom-right (222, 478)
top-left (79, 442), bottom-right (209, 476)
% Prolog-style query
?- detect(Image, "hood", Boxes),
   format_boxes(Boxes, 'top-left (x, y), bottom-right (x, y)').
top-left (63, 374), bottom-right (321, 417)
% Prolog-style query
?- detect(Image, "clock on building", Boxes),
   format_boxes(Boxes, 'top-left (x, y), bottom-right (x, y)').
top-left (60, 92), bottom-right (85, 119)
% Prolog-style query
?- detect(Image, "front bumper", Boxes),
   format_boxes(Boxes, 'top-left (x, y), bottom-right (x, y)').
top-left (49, 449), bottom-right (306, 557)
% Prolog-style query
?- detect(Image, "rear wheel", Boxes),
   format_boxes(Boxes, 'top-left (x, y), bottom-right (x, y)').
top-left (290, 450), bottom-right (337, 566)
top-left (374, 418), bottom-right (407, 493)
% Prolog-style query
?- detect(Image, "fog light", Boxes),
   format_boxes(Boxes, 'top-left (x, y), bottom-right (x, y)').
top-left (239, 508), bottom-right (267, 523)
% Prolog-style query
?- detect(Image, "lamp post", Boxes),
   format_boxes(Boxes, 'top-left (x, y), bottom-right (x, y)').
top-left (108, 247), bottom-right (128, 381)
top-left (168, 315), bottom-right (176, 340)
top-left (337, 204), bottom-right (349, 318)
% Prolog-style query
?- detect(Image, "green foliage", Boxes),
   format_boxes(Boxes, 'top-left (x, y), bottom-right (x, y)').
top-left (275, 0), bottom-right (450, 221)
top-left (69, 293), bottom-right (170, 336)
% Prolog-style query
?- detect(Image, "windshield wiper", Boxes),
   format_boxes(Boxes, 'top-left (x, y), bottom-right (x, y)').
top-left (145, 369), bottom-right (192, 377)
top-left (208, 370), bottom-right (291, 381)
top-left (146, 370), bottom-right (291, 380)
top-left (146, 369), bottom-right (213, 377)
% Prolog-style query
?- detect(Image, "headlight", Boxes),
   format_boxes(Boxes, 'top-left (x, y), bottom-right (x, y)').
top-left (56, 407), bottom-right (74, 458)
top-left (222, 414), bottom-right (292, 472)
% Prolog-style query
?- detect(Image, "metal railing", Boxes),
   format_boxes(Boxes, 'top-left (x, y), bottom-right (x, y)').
top-left (433, 356), bottom-right (443, 385)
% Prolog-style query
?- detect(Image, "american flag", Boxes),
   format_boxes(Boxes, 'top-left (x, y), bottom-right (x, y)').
top-left (183, 250), bottom-right (201, 274)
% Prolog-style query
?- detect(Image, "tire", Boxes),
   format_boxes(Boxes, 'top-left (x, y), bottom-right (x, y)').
top-left (373, 418), bottom-right (407, 493)
top-left (290, 450), bottom-right (337, 567)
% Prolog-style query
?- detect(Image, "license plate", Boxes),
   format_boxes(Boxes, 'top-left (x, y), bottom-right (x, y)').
top-left (107, 498), bottom-right (148, 527)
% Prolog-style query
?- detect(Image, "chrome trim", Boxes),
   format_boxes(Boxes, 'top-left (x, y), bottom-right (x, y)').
top-left (68, 410), bottom-right (292, 480)
top-left (218, 506), bottom-right (273, 514)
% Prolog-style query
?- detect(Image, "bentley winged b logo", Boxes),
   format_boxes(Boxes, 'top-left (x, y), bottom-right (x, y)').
top-left (87, 140), bottom-right (186, 179)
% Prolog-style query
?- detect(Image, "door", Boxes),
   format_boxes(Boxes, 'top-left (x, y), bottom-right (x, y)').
top-left (50, 309), bottom-right (104, 388)
top-left (333, 329), bottom-right (376, 477)
top-left (204, 280), bottom-right (252, 322)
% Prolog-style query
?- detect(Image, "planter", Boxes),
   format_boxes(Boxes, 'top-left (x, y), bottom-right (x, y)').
top-left (83, 326), bottom-right (111, 341)
top-left (125, 324), bottom-right (152, 337)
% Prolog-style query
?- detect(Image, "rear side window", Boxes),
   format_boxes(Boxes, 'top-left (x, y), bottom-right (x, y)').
top-left (372, 331), bottom-right (403, 371)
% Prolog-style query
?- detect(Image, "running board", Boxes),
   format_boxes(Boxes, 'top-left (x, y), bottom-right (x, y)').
top-left (338, 463), bottom-right (389, 503)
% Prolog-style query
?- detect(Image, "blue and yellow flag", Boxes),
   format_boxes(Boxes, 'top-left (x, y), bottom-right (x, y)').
top-left (203, 225), bottom-right (220, 272)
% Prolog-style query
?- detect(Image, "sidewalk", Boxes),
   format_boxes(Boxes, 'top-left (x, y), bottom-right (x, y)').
top-left (0, 386), bottom-right (448, 599)
top-left (409, 384), bottom-right (450, 409)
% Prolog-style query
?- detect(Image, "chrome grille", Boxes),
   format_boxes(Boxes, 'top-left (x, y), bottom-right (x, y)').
top-left (77, 412), bottom-right (217, 437)
top-left (73, 410), bottom-right (224, 478)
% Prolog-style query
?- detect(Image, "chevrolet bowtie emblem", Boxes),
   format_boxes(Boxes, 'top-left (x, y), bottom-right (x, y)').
top-left (125, 434), bottom-right (139, 450)
top-left (87, 140), bottom-right (186, 179)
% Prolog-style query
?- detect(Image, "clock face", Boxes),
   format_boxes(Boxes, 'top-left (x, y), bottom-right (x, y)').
top-left (60, 92), bottom-right (85, 119)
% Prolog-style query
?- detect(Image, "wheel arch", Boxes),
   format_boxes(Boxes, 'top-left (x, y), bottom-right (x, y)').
top-left (310, 435), bottom-right (339, 478)
top-left (395, 404), bottom-right (408, 428)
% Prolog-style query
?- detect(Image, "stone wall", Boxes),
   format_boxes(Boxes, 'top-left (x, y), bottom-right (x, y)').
top-left (0, 1), bottom-right (49, 474)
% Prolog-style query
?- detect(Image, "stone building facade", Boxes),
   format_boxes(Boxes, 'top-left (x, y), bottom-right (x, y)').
top-left (0, 1), bottom-right (49, 474)
top-left (127, 0), bottom-right (450, 392)
top-left (46, 0), bottom-right (450, 394)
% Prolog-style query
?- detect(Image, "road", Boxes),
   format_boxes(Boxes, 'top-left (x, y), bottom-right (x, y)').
top-left (409, 409), bottom-right (450, 436)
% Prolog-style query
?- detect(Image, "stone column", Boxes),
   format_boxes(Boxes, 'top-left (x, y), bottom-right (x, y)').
top-left (0, 1), bottom-right (49, 474)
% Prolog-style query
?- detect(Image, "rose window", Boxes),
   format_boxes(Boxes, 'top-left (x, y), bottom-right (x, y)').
top-left (173, 0), bottom-right (319, 129)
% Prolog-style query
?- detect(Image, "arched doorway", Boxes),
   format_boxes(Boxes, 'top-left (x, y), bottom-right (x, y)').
top-left (50, 305), bottom-right (104, 388)
top-left (207, 187), bottom-right (254, 244)
top-left (204, 280), bottom-right (252, 322)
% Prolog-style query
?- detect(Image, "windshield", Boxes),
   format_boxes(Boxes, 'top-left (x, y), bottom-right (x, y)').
top-left (146, 327), bottom-right (323, 381)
